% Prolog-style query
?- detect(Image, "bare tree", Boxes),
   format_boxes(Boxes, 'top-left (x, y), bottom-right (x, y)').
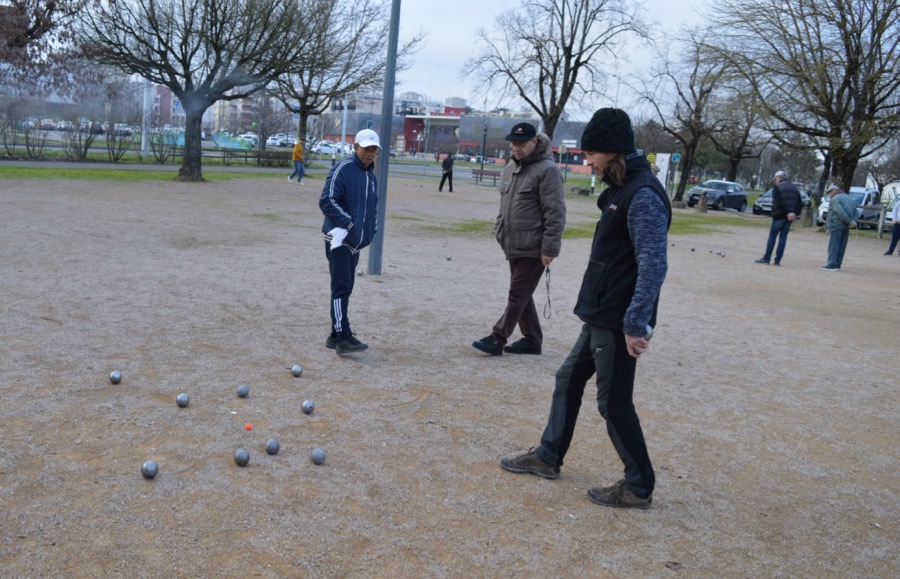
top-left (78, 0), bottom-right (321, 181)
top-left (639, 35), bottom-right (728, 201)
top-left (0, 0), bottom-right (89, 96)
top-left (464, 0), bottom-right (646, 139)
top-left (708, 0), bottom-right (900, 190)
top-left (704, 84), bottom-right (771, 183)
top-left (272, 0), bottom-right (422, 152)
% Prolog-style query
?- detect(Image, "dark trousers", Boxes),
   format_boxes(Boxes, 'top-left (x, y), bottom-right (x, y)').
top-left (827, 227), bottom-right (850, 268)
top-left (887, 223), bottom-right (900, 254)
top-left (491, 257), bottom-right (545, 346)
top-left (536, 324), bottom-right (655, 498)
top-left (325, 242), bottom-right (360, 336)
top-left (763, 218), bottom-right (792, 263)
top-left (439, 171), bottom-right (453, 192)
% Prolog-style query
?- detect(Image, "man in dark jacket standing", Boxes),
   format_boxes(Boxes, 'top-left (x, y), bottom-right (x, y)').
top-left (472, 122), bottom-right (566, 356)
top-left (439, 153), bottom-right (454, 192)
top-left (319, 129), bottom-right (380, 354)
top-left (500, 108), bottom-right (671, 509)
top-left (755, 170), bottom-right (803, 266)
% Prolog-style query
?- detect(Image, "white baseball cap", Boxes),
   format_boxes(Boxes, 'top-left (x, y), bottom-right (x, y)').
top-left (354, 129), bottom-right (381, 149)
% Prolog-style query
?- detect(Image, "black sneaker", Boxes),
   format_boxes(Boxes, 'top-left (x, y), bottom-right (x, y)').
top-left (587, 479), bottom-right (653, 509)
top-left (503, 338), bottom-right (542, 355)
top-left (754, 258), bottom-right (769, 264)
top-left (336, 334), bottom-right (368, 354)
top-left (500, 448), bottom-right (559, 479)
top-left (472, 335), bottom-right (504, 356)
top-left (325, 333), bottom-right (337, 349)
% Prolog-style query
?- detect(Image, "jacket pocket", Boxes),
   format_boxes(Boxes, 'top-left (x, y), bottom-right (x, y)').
top-left (511, 218), bottom-right (542, 252)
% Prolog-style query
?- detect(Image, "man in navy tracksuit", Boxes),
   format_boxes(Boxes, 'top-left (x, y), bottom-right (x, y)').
top-left (319, 129), bottom-right (380, 354)
top-left (500, 108), bottom-right (671, 509)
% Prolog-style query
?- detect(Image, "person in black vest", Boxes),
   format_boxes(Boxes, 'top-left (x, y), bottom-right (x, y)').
top-left (755, 170), bottom-right (803, 266)
top-left (439, 153), bottom-right (454, 192)
top-left (499, 108), bottom-right (671, 509)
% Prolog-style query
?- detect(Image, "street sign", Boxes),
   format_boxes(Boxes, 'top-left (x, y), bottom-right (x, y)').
top-left (561, 139), bottom-right (577, 147)
top-left (672, 153), bottom-right (681, 162)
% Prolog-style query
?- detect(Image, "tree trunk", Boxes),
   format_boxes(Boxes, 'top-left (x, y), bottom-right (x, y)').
top-left (177, 99), bottom-right (207, 182)
top-left (674, 140), bottom-right (701, 202)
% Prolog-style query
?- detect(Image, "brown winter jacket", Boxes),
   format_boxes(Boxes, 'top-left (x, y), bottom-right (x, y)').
top-left (494, 133), bottom-right (566, 259)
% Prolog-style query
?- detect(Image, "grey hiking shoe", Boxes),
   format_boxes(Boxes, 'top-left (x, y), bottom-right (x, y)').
top-left (587, 479), bottom-right (652, 509)
top-left (500, 448), bottom-right (559, 479)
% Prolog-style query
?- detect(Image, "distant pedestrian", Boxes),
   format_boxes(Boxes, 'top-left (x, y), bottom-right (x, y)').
top-left (755, 170), bottom-right (803, 266)
top-left (884, 198), bottom-right (900, 256)
top-left (288, 139), bottom-right (304, 184)
top-left (820, 184), bottom-right (857, 271)
top-left (439, 153), bottom-right (454, 192)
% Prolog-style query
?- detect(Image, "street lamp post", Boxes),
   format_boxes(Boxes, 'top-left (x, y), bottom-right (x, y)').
top-left (480, 98), bottom-right (487, 171)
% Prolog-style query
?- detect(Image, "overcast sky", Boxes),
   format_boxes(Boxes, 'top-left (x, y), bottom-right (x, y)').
top-left (395, 0), bottom-right (710, 115)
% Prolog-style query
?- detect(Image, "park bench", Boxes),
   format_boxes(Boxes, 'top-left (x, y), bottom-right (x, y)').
top-left (472, 168), bottom-right (502, 186)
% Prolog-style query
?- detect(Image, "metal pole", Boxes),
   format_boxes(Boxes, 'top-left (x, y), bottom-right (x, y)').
top-left (480, 97), bottom-right (487, 171)
top-left (367, 0), bottom-right (400, 275)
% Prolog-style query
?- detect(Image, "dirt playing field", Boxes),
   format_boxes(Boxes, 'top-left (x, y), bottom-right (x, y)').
top-left (1, 170), bottom-right (897, 577)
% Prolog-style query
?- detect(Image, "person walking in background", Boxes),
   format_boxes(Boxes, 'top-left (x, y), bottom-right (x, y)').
top-left (319, 129), bottom-right (380, 354)
top-left (755, 170), bottom-right (803, 266)
top-left (288, 139), bottom-right (304, 185)
top-left (439, 153), bottom-right (454, 192)
top-left (884, 197), bottom-right (900, 256)
top-left (499, 108), bottom-right (671, 509)
top-left (821, 184), bottom-right (857, 271)
top-left (472, 122), bottom-right (566, 356)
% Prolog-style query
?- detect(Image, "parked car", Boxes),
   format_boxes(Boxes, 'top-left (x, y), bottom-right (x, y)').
top-left (881, 195), bottom-right (898, 233)
top-left (453, 153), bottom-right (469, 161)
top-left (752, 188), bottom-right (812, 215)
top-left (686, 180), bottom-right (748, 211)
top-left (816, 186), bottom-right (880, 228)
top-left (238, 133), bottom-right (259, 146)
top-left (312, 142), bottom-right (341, 155)
top-left (266, 134), bottom-right (287, 147)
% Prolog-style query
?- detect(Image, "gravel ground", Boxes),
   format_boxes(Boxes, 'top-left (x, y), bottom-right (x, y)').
top-left (0, 172), bottom-right (897, 577)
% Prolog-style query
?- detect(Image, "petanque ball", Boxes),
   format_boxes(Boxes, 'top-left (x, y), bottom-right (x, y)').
top-left (301, 399), bottom-right (315, 415)
top-left (141, 460), bottom-right (158, 479)
top-left (109, 370), bottom-right (122, 384)
top-left (176, 393), bottom-right (190, 408)
top-left (446, 255), bottom-right (452, 261)
top-left (237, 384), bottom-right (250, 398)
top-left (291, 364), bottom-right (303, 377)
top-left (310, 448), bottom-right (326, 465)
top-left (234, 449), bottom-right (250, 467)
top-left (356, 268), bottom-right (365, 276)
top-left (265, 438), bottom-right (280, 455)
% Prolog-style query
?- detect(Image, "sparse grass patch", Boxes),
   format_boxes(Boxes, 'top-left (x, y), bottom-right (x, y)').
top-left (670, 210), bottom-right (767, 235)
top-left (420, 219), bottom-right (494, 235)
top-left (390, 215), bottom-right (425, 222)
top-left (0, 166), bottom-right (285, 181)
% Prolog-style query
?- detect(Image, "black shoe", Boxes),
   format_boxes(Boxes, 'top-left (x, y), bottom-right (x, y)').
top-left (500, 448), bottom-right (559, 479)
top-left (754, 258), bottom-right (769, 264)
top-left (472, 335), bottom-right (504, 356)
top-left (773, 261), bottom-right (780, 266)
top-left (886, 251), bottom-right (893, 256)
top-left (503, 338), bottom-right (542, 355)
top-left (336, 334), bottom-right (368, 354)
top-left (325, 333), bottom-right (337, 349)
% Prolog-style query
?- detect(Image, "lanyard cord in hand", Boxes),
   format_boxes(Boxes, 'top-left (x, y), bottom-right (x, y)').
top-left (543, 266), bottom-right (552, 319)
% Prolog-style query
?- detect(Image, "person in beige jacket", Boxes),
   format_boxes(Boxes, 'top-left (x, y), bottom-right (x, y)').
top-left (472, 122), bottom-right (566, 356)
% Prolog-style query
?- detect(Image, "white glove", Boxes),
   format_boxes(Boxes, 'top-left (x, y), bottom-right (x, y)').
top-left (328, 227), bottom-right (348, 249)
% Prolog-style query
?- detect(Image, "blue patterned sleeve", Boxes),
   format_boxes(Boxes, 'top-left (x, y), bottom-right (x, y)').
top-left (624, 188), bottom-right (669, 336)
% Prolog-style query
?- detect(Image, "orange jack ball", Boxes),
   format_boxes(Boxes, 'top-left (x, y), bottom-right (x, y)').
top-left (245, 423), bottom-right (252, 431)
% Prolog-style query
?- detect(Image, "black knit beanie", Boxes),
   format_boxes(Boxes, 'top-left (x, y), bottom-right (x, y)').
top-left (581, 108), bottom-right (635, 153)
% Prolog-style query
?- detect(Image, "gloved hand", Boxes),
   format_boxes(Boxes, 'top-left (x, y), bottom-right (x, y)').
top-left (328, 227), bottom-right (348, 249)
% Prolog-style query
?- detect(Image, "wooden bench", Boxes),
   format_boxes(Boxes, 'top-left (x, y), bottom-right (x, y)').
top-left (472, 168), bottom-right (502, 186)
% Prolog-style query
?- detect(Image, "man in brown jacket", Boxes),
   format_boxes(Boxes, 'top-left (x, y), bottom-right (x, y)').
top-left (472, 122), bottom-right (566, 356)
